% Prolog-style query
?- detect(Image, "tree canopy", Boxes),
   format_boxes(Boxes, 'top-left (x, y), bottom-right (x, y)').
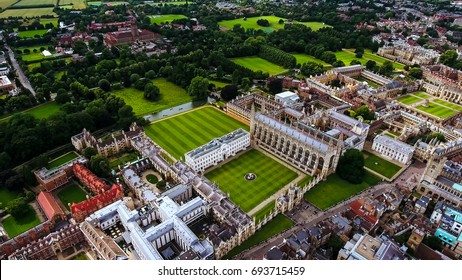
top-left (336, 149), bottom-right (365, 184)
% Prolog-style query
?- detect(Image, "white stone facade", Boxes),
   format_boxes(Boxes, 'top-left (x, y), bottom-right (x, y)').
top-left (372, 135), bottom-right (414, 164)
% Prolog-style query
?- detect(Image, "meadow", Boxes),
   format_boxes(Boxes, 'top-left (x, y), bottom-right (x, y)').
top-left (231, 56), bottom-right (287, 75)
top-left (206, 149), bottom-right (298, 213)
top-left (18, 29), bottom-right (49, 38)
top-left (0, 101), bottom-right (61, 123)
top-left (0, 7), bottom-right (57, 18)
top-left (59, 0), bottom-right (86, 9)
top-left (144, 106), bottom-right (249, 159)
top-left (219, 16), bottom-right (331, 33)
top-left (0, 0), bottom-right (19, 9)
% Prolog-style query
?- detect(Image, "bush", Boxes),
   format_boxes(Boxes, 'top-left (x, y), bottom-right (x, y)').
top-left (257, 19), bottom-right (270, 27)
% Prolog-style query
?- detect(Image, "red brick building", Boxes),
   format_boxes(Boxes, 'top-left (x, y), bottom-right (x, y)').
top-left (37, 192), bottom-right (66, 223)
top-left (71, 184), bottom-right (124, 222)
top-left (103, 25), bottom-right (161, 47)
top-left (34, 157), bottom-right (87, 192)
top-left (73, 163), bottom-right (110, 195)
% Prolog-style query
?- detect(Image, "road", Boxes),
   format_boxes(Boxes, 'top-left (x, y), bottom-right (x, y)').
top-left (5, 45), bottom-right (36, 96)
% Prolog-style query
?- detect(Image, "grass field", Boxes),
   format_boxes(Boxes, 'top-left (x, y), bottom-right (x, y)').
top-left (209, 80), bottom-right (230, 89)
top-left (0, 8), bottom-right (57, 18)
top-left (0, 0), bottom-right (19, 9)
top-left (48, 151), bottom-right (79, 169)
top-left (151, 1), bottom-right (195, 5)
top-left (0, 101), bottom-right (61, 123)
top-left (433, 99), bottom-right (462, 111)
top-left (219, 16), bottom-right (331, 33)
top-left (206, 149), bottom-right (298, 212)
top-left (0, 187), bottom-right (20, 209)
top-left (146, 174), bottom-right (158, 184)
top-left (109, 152), bottom-right (139, 169)
top-left (416, 103), bottom-right (457, 119)
top-left (2, 206), bottom-right (41, 237)
top-left (296, 174), bottom-right (313, 187)
top-left (362, 50), bottom-right (405, 70)
top-left (334, 50), bottom-right (368, 65)
top-left (145, 107), bottom-right (249, 159)
top-left (363, 151), bottom-right (401, 179)
top-left (253, 200), bottom-right (275, 222)
top-left (223, 214), bottom-right (294, 259)
top-left (356, 77), bottom-right (379, 89)
top-left (149, 14), bottom-right (187, 24)
top-left (231, 56), bottom-right (287, 75)
top-left (13, 0), bottom-right (57, 7)
top-left (57, 183), bottom-right (87, 211)
top-left (18, 29), bottom-right (49, 38)
top-left (413, 92), bottom-right (431, 99)
top-left (293, 53), bottom-right (330, 66)
top-left (113, 78), bottom-right (192, 116)
top-left (59, 0), bottom-right (86, 9)
top-left (336, 49), bottom-right (404, 70)
top-left (305, 172), bottom-right (380, 210)
top-left (398, 95), bottom-right (423, 105)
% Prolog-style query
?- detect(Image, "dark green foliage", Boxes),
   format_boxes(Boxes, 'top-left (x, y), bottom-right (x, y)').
top-left (221, 84), bottom-right (239, 101)
top-left (336, 149), bottom-right (365, 184)
top-left (300, 62), bottom-right (324, 76)
top-left (267, 77), bottom-right (283, 94)
top-left (422, 236), bottom-right (443, 252)
top-left (257, 19), bottom-right (270, 27)
top-left (7, 197), bottom-right (28, 219)
top-left (408, 67), bottom-right (423, 79)
top-left (144, 83), bottom-right (160, 101)
top-left (188, 76), bottom-right (209, 100)
top-left (259, 45), bottom-right (296, 68)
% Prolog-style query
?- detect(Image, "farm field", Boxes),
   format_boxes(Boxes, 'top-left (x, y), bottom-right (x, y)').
top-left (144, 106), bottom-right (249, 159)
top-left (231, 56), bottom-right (287, 75)
top-left (293, 53), bottom-right (331, 66)
top-left (13, 0), bottom-right (57, 7)
top-left (398, 94), bottom-right (423, 105)
top-left (0, 7), bottom-right (57, 18)
top-left (219, 16), bottom-right (331, 33)
top-left (222, 214), bottom-right (294, 259)
top-left (0, 0), bottom-right (19, 9)
top-left (205, 149), bottom-right (298, 213)
top-left (433, 99), bottom-right (462, 111)
top-left (47, 151), bottom-right (79, 169)
top-left (59, 0), bottom-right (86, 9)
top-left (113, 78), bottom-right (192, 116)
top-left (416, 103), bottom-right (458, 119)
top-left (2, 206), bottom-right (41, 237)
top-left (57, 183), bottom-right (87, 210)
top-left (149, 14), bottom-right (187, 24)
top-left (305, 172), bottom-right (380, 210)
top-left (363, 151), bottom-right (402, 179)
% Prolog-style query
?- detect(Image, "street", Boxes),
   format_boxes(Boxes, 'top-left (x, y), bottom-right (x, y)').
top-left (5, 44), bottom-right (36, 96)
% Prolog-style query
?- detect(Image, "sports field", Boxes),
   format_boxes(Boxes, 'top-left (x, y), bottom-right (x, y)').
top-left (18, 29), bottom-right (49, 38)
top-left (0, 8), bottom-right (57, 18)
top-left (113, 78), bottom-right (192, 116)
top-left (13, 0), bottom-right (57, 7)
top-left (416, 103), bottom-right (457, 119)
top-left (57, 183), bottom-right (87, 210)
top-left (305, 172), bottom-right (380, 210)
top-left (293, 53), bottom-right (330, 66)
top-left (398, 95), bottom-right (423, 105)
top-left (363, 151), bottom-right (401, 179)
top-left (231, 56), bottom-right (287, 75)
top-left (0, 0), bottom-right (18, 9)
top-left (149, 14), bottom-right (187, 24)
top-left (2, 206), bottom-right (41, 237)
top-left (433, 99), bottom-right (462, 111)
top-left (145, 107), bottom-right (249, 159)
top-left (222, 214), bottom-right (294, 259)
top-left (48, 151), bottom-right (79, 169)
top-left (219, 16), bottom-right (331, 33)
top-left (206, 149), bottom-right (298, 212)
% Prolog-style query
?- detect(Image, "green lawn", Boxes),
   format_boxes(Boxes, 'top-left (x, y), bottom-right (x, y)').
top-left (356, 77), bottom-right (379, 89)
top-left (416, 103), bottom-right (457, 119)
top-left (18, 29), bottom-right (48, 38)
top-left (222, 214), bottom-right (294, 259)
top-left (293, 53), bottom-right (331, 66)
top-left (231, 56), bottom-right (287, 75)
top-left (146, 174), bottom-right (158, 184)
top-left (145, 106), bottom-right (249, 159)
top-left (57, 183), bottom-right (87, 210)
top-left (205, 149), bottom-right (298, 213)
top-left (209, 80), bottom-right (230, 89)
top-left (363, 151), bottom-right (401, 179)
top-left (47, 151), bottom-right (79, 169)
top-left (413, 92), bottom-right (431, 99)
top-left (0, 187), bottom-right (20, 209)
top-left (0, 102), bottom-right (61, 123)
top-left (219, 16), bottom-right (331, 33)
top-left (2, 206), bottom-right (41, 237)
top-left (433, 99), bottom-right (462, 111)
top-left (108, 152), bottom-right (139, 169)
top-left (334, 50), bottom-right (368, 65)
top-left (384, 133), bottom-right (397, 138)
top-left (151, 1), bottom-right (194, 5)
top-left (305, 172), bottom-right (380, 210)
top-left (253, 200), bottom-right (275, 222)
top-left (398, 95), bottom-right (423, 105)
top-left (362, 50), bottom-right (405, 70)
top-left (335, 49), bottom-right (404, 70)
top-left (149, 14), bottom-right (187, 24)
top-left (296, 174), bottom-right (313, 187)
top-left (71, 253), bottom-right (88, 260)
top-left (0, 8), bottom-right (57, 18)
top-left (113, 78), bottom-right (192, 116)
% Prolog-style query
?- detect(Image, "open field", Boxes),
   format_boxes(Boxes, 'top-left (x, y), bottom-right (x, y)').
top-left (2, 206), bottom-right (41, 237)
top-left (150, 1), bottom-right (195, 5)
top-left (416, 103), bottom-right (457, 119)
top-left (149, 14), bottom-right (187, 24)
top-left (363, 151), bottom-right (401, 179)
top-left (57, 183), bottom-right (87, 210)
top-left (18, 29), bottom-right (48, 38)
top-left (305, 172), bottom-right (380, 210)
top-left (413, 92), bottom-right (431, 99)
top-left (253, 200), bottom-right (275, 222)
top-left (293, 53), bottom-right (330, 66)
top-left (222, 214), bottom-right (294, 259)
top-left (113, 78), bottom-right (192, 116)
top-left (13, 0), bottom-right (57, 7)
top-left (433, 99), bottom-right (462, 111)
top-left (398, 94), bottom-right (422, 105)
top-left (219, 16), bottom-right (331, 33)
top-left (144, 107), bottom-right (249, 159)
top-left (0, 0), bottom-right (19, 9)
top-left (0, 7), bottom-right (57, 18)
top-left (48, 151), bottom-right (79, 169)
top-left (231, 56), bottom-right (287, 75)
top-left (0, 101), bottom-right (61, 123)
top-left (205, 149), bottom-right (298, 212)
top-left (0, 187), bottom-right (20, 209)
top-left (59, 0), bottom-right (86, 9)
top-left (356, 77), bottom-right (379, 89)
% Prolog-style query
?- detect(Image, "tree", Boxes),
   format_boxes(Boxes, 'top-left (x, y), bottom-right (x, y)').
top-left (82, 147), bottom-right (97, 159)
top-left (355, 47), bottom-right (364, 58)
top-left (145, 70), bottom-right (156, 79)
top-left (350, 60), bottom-right (362, 65)
top-left (257, 19), bottom-right (270, 27)
top-left (90, 155), bottom-right (111, 177)
top-left (0, 152), bottom-right (11, 171)
top-left (267, 77), bottom-right (283, 94)
top-left (439, 50), bottom-right (458, 67)
top-left (98, 79), bottom-right (111, 92)
top-left (5, 175), bottom-right (24, 192)
top-left (336, 149), bottom-right (365, 184)
top-left (188, 76), bottom-right (209, 100)
top-left (144, 83), bottom-right (160, 101)
top-left (320, 51), bottom-right (337, 64)
top-left (216, 65), bottom-right (224, 79)
top-left (278, 19), bottom-right (284, 24)
top-left (130, 73), bottom-right (141, 84)
top-left (354, 105), bottom-right (375, 121)
top-left (332, 60), bottom-right (345, 67)
top-left (408, 67), bottom-right (423, 79)
top-left (422, 236), bottom-right (443, 251)
top-left (366, 60), bottom-right (376, 71)
top-left (7, 197), bottom-right (29, 219)
top-left (300, 62), bottom-right (324, 76)
top-left (221, 84), bottom-right (239, 101)
top-left (379, 61), bottom-right (394, 75)
top-left (327, 235), bottom-right (346, 260)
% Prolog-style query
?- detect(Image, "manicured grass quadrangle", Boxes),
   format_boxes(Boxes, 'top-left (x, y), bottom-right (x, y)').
top-left (222, 214), bottom-right (294, 259)
top-left (416, 103), bottom-right (457, 119)
top-left (231, 56), bottom-right (287, 75)
top-left (2, 206), bottom-right (41, 237)
top-left (47, 151), bottom-right (79, 169)
top-left (149, 14), bottom-right (187, 24)
top-left (305, 172), bottom-right (380, 210)
top-left (145, 106), bottom-right (249, 159)
top-left (205, 149), bottom-right (298, 213)
top-left (432, 99), bottom-right (462, 111)
top-left (398, 95), bottom-right (422, 105)
top-left (413, 92), bottom-right (430, 99)
top-left (363, 151), bottom-right (401, 179)
top-left (57, 183), bottom-right (87, 211)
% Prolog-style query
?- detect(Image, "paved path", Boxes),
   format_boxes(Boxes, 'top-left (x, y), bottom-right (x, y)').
top-left (6, 45), bottom-right (36, 96)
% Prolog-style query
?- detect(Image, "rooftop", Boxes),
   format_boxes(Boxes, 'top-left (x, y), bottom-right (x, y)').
top-left (373, 135), bottom-right (415, 154)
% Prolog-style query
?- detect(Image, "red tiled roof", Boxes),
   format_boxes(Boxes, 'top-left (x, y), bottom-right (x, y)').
top-left (37, 192), bottom-right (65, 221)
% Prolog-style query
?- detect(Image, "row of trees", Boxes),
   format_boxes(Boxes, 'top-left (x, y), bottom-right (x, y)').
top-left (259, 45), bottom-right (296, 69)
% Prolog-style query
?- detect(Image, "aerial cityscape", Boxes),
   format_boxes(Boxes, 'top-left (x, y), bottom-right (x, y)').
top-left (1, 0), bottom-right (462, 261)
